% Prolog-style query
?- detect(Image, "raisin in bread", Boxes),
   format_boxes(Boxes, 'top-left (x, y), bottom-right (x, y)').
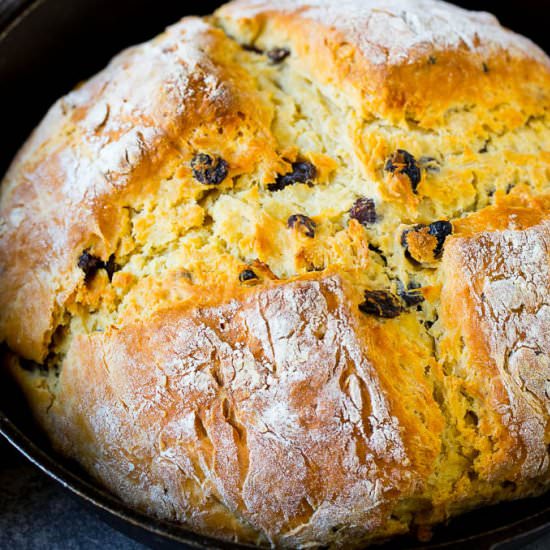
top-left (1, 0), bottom-right (549, 547)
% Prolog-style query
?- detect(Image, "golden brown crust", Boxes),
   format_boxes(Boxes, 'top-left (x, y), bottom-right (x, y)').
top-left (217, 0), bottom-right (550, 125)
top-left (1, 0), bottom-right (550, 547)
top-left (15, 275), bottom-right (439, 546)
top-left (439, 214), bottom-right (550, 482)
top-left (0, 17), bottom-right (281, 361)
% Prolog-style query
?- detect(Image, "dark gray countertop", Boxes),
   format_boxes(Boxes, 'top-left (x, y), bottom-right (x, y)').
top-left (1, 438), bottom-right (549, 550)
top-left (0, 441), bottom-right (145, 549)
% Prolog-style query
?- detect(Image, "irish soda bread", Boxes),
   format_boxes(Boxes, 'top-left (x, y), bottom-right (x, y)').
top-left (1, 0), bottom-right (549, 546)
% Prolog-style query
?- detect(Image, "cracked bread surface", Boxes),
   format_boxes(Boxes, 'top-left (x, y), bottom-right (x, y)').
top-left (1, 0), bottom-right (550, 547)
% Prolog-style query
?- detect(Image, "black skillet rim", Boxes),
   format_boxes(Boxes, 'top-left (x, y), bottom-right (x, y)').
top-left (3, 405), bottom-right (550, 550)
top-left (1, 0), bottom-right (550, 548)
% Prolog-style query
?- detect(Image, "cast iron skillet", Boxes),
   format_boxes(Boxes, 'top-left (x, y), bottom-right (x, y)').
top-left (1, 1), bottom-right (550, 548)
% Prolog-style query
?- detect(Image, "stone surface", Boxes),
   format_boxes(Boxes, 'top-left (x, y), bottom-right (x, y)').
top-left (0, 441), bottom-right (145, 549)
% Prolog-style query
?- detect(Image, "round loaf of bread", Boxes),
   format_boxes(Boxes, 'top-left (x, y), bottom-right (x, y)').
top-left (1, 0), bottom-right (549, 547)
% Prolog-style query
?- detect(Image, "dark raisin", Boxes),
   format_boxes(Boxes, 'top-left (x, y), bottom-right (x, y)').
top-left (397, 280), bottom-right (425, 307)
top-left (349, 197), bottom-right (377, 226)
top-left (267, 47), bottom-right (290, 64)
top-left (482, 62), bottom-right (490, 73)
top-left (359, 290), bottom-right (402, 319)
top-left (478, 140), bottom-right (489, 154)
top-left (267, 161), bottom-right (317, 191)
top-left (401, 221), bottom-right (452, 263)
top-left (287, 214), bottom-right (316, 238)
top-left (191, 153), bottom-right (229, 185)
top-left (78, 250), bottom-right (104, 280)
top-left (292, 161), bottom-right (316, 181)
top-left (428, 56), bottom-right (437, 65)
top-left (423, 320), bottom-right (434, 329)
top-left (385, 149), bottom-right (421, 193)
top-left (239, 269), bottom-right (259, 283)
top-left (78, 250), bottom-right (119, 282)
top-left (104, 254), bottom-right (119, 282)
top-left (428, 220), bottom-right (453, 257)
top-left (242, 44), bottom-right (263, 54)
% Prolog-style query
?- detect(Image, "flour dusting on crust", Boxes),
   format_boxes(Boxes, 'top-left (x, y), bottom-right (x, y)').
top-left (442, 220), bottom-right (550, 480)
top-left (222, 0), bottom-right (548, 65)
top-left (44, 276), bottom-right (418, 545)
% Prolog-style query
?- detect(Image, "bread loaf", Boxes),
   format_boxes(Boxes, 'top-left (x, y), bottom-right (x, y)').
top-left (1, 0), bottom-right (549, 546)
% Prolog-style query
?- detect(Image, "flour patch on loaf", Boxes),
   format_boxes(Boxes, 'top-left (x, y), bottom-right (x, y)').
top-left (54, 18), bottom-right (223, 206)
top-left (223, 0), bottom-right (548, 65)
top-left (442, 221), bottom-right (550, 480)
